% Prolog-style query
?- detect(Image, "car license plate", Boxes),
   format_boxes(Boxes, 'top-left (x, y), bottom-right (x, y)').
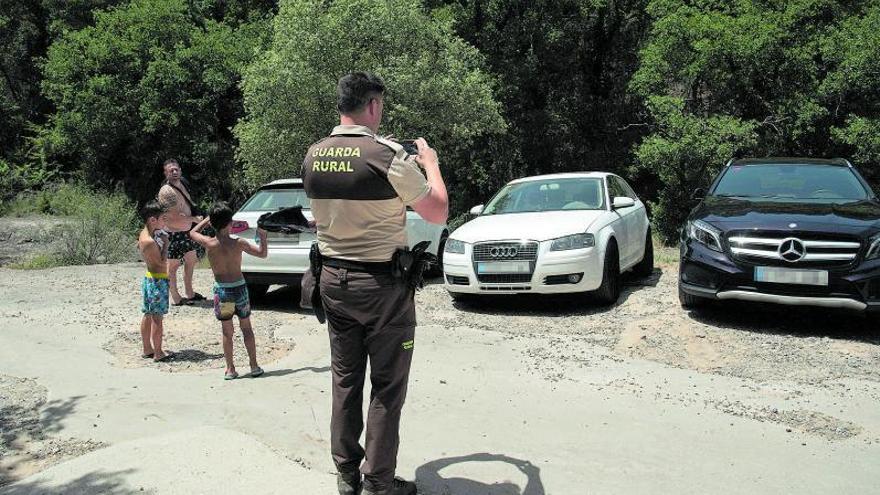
top-left (477, 261), bottom-right (531, 274)
top-left (755, 267), bottom-right (828, 286)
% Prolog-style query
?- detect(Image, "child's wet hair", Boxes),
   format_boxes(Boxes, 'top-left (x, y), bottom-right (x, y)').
top-left (140, 199), bottom-right (165, 223)
top-left (210, 202), bottom-right (234, 230)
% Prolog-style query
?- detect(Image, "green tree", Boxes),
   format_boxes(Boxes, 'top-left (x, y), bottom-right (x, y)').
top-left (40, 0), bottom-right (273, 204)
top-left (631, 0), bottom-right (878, 242)
top-left (234, 0), bottom-right (505, 213)
top-left (0, 1), bottom-right (48, 163)
top-left (430, 0), bottom-right (651, 208)
top-left (823, 5), bottom-right (880, 185)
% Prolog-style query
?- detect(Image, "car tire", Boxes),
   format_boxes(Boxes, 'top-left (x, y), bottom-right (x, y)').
top-left (594, 240), bottom-right (621, 305)
top-left (678, 284), bottom-right (706, 309)
top-left (247, 283), bottom-right (269, 301)
top-left (426, 231), bottom-right (448, 278)
top-left (633, 228), bottom-right (654, 278)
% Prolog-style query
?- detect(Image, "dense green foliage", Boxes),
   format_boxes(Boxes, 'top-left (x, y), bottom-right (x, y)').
top-left (234, 0), bottom-right (506, 209)
top-left (431, 0), bottom-right (651, 206)
top-left (3, 0), bottom-right (880, 242)
top-left (633, 0), bottom-right (880, 241)
top-left (39, 0), bottom-right (274, 204)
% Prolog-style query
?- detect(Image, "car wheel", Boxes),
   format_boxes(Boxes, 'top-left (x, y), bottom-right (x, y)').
top-left (247, 283), bottom-right (269, 301)
top-left (633, 228), bottom-right (654, 278)
top-left (426, 231), bottom-right (448, 278)
top-left (678, 284), bottom-right (706, 309)
top-left (594, 240), bottom-right (621, 305)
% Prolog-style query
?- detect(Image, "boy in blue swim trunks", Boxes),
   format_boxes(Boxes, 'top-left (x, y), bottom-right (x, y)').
top-left (137, 200), bottom-right (173, 362)
top-left (190, 203), bottom-right (268, 379)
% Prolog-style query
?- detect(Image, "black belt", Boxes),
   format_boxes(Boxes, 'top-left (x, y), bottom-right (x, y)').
top-left (322, 256), bottom-right (393, 274)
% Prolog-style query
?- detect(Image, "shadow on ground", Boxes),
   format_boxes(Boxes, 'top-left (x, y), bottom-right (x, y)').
top-left (416, 453), bottom-right (545, 495)
top-left (449, 268), bottom-right (663, 317)
top-left (0, 470), bottom-right (137, 495)
top-left (0, 382), bottom-right (94, 487)
top-left (170, 349), bottom-right (225, 363)
top-left (251, 286), bottom-right (313, 316)
top-left (260, 366), bottom-right (330, 378)
top-left (685, 301), bottom-right (880, 344)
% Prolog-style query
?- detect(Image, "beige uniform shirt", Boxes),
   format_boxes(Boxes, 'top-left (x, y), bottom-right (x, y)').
top-left (302, 125), bottom-right (430, 262)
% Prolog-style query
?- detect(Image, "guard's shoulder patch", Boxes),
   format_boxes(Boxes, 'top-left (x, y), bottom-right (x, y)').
top-left (374, 137), bottom-right (407, 161)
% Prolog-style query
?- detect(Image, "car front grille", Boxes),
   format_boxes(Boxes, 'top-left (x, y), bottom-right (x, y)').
top-left (727, 231), bottom-right (861, 268)
top-left (472, 242), bottom-right (539, 262)
top-left (476, 274), bottom-right (533, 284)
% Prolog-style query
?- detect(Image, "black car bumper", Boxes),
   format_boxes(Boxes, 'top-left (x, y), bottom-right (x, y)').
top-left (679, 241), bottom-right (880, 312)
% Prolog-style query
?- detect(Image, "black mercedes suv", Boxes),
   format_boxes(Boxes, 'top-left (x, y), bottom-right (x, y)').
top-left (679, 158), bottom-right (880, 312)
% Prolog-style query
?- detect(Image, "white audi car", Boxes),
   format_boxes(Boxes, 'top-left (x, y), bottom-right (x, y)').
top-left (442, 172), bottom-right (653, 303)
top-left (232, 179), bottom-right (448, 298)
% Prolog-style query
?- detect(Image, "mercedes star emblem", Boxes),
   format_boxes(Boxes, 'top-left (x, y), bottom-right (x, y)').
top-left (778, 238), bottom-right (806, 262)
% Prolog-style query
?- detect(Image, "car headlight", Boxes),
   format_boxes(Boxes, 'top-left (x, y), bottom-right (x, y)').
top-left (866, 235), bottom-right (880, 260)
top-left (444, 239), bottom-right (466, 254)
top-left (550, 233), bottom-right (595, 251)
top-left (687, 220), bottom-right (723, 252)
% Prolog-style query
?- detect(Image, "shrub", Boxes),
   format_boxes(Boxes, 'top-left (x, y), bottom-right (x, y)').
top-left (8, 253), bottom-right (62, 270)
top-left (52, 185), bottom-right (139, 265)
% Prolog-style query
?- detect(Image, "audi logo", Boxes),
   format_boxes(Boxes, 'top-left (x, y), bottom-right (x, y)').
top-left (489, 246), bottom-right (519, 258)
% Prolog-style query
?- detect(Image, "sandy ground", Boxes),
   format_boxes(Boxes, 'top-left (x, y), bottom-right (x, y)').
top-left (1, 258), bottom-right (879, 494)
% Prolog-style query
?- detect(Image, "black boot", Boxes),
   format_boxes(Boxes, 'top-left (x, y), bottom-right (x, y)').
top-left (337, 471), bottom-right (361, 495)
top-left (362, 477), bottom-right (416, 495)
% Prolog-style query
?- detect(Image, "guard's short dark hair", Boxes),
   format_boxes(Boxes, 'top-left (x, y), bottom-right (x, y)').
top-left (141, 199), bottom-right (165, 224)
top-left (210, 202), bottom-right (234, 231)
top-left (163, 158), bottom-right (179, 169)
top-left (337, 72), bottom-right (385, 114)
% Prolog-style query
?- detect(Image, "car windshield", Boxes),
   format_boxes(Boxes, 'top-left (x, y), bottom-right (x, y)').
top-left (239, 187), bottom-right (310, 212)
top-left (713, 164), bottom-right (870, 201)
top-left (482, 178), bottom-right (605, 215)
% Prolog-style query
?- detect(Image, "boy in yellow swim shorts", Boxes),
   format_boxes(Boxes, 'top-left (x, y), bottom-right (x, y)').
top-left (190, 203), bottom-right (268, 380)
top-left (137, 200), bottom-right (173, 362)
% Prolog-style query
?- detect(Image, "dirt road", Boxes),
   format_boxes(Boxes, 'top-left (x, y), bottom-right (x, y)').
top-left (1, 261), bottom-right (878, 494)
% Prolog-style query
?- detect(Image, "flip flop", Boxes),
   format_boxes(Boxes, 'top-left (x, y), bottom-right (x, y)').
top-left (224, 371), bottom-right (239, 380)
top-left (250, 367), bottom-right (264, 378)
top-left (141, 353), bottom-right (154, 359)
top-left (189, 293), bottom-right (207, 302)
top-left (154, 351), bottom-right (175, 363)
top-left (171, 298), bottom-right (190, 306)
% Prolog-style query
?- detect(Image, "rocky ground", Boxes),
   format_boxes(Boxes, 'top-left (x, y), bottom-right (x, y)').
top-left (415, 267), bottom-right (880, 444)
top-left (1, 230), bottom-right (879, 493)
top-left (0, 216), bottom-right (64, 267)
top-left (0, 375), bottom-right (104, 487)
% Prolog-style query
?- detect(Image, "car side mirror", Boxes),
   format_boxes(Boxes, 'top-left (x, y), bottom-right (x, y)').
top-left (469, 204), bottom-right (484, 216)
top-left (691, 188), bottom-right (705, 201)
top-left (612, 197), bottom-right (636, 210)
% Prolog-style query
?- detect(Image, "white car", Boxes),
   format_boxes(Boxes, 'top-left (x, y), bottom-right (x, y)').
top-left (442, 172), bottom-right (653, 303)
top-left (233, 179), bottom-right (449, 298)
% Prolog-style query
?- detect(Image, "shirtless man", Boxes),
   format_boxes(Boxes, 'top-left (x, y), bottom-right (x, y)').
top-left (157, 159), bottom-right (205, 305)
top-left (190, 203), bottom-right (268, 380)
top-left (137, 200), bottom-right (173, 362)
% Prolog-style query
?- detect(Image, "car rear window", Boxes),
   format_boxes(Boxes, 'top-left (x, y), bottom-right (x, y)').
top-left (713, 164), bottom-right (870, 201)
top-left (239, 187), bottom-right (310, 212)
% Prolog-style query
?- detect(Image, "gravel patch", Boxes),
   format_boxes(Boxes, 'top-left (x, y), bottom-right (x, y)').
top-left (0, 375), bottom-right (104, 486)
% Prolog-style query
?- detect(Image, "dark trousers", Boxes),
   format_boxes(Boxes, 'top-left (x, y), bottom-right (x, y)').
top-left (320, 266), bottom-right (416, 492)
